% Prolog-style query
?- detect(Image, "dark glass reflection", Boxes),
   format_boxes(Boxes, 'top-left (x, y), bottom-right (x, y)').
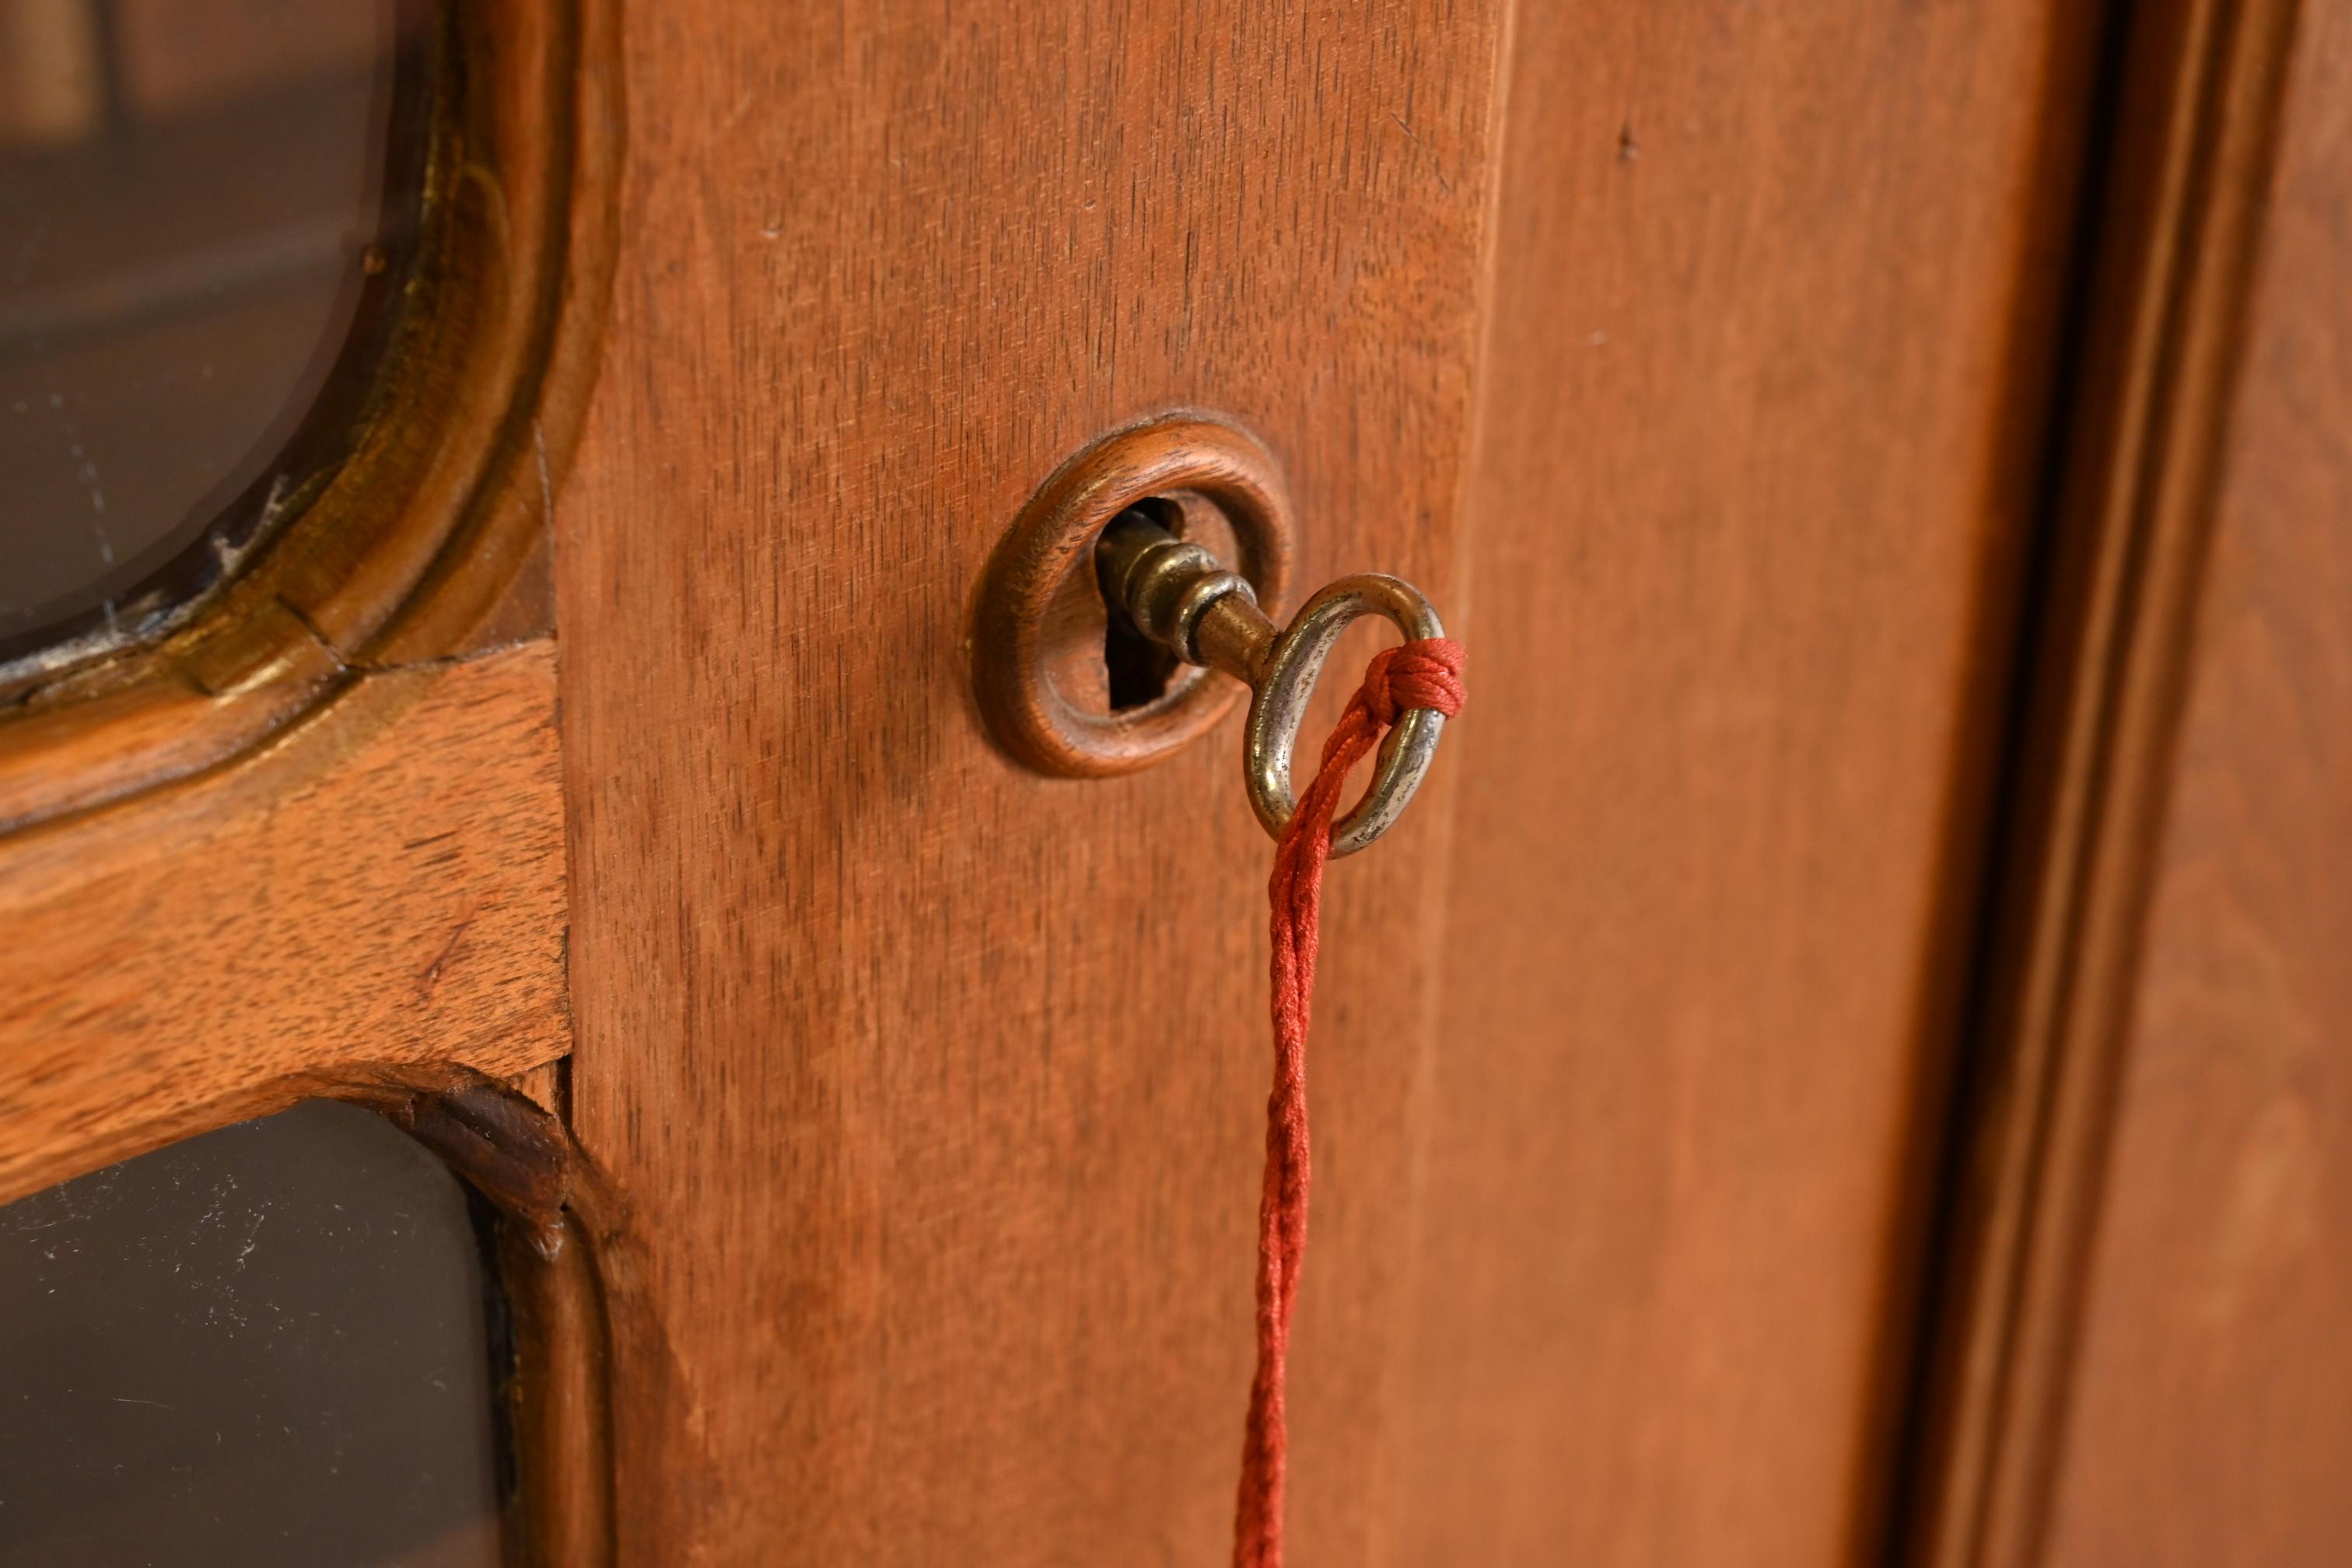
top-left (0, 1101), bottom-right (502, 1567)
top-left (0, 1), bottom-right (429, 670)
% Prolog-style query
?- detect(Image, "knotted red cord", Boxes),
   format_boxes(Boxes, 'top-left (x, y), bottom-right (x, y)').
top-left (1233, 635), bottom-right (1466, 1568)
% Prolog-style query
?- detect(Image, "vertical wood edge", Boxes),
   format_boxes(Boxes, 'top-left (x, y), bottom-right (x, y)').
top-left (1360, 1), bottom-right (1523, 1560)
top-left (1893, 4), bottom-right (2308, 1565)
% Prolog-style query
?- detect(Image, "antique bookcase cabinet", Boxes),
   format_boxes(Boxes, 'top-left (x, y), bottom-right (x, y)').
top-left (2, 0), bottom-right (2346, 1563)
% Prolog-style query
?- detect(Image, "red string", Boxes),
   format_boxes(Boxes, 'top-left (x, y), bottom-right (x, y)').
top-left (1232, 636), bottom-right (1466, 1568)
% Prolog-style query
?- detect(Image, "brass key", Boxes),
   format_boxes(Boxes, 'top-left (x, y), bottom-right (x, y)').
top-left (1094, 511), bottom-right (1452, 856)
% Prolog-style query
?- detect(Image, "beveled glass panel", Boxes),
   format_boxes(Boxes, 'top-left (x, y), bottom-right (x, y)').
top-left (0, 1100), bottom-right (502, 1566)
top-left (0, 0), bottom-right (430, 667)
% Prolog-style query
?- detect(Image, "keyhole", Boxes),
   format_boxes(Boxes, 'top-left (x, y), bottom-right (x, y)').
top-left (1097, 500), bottom-right (1184, 710)
top-left (972, 413), bottom-right (1293, 778)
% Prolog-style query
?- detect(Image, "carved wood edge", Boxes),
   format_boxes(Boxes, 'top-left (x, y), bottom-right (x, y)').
top-left (0, 0), bottom-right (621, 838)
top-left (1892, 4), bottom-right (2308, 1566)
top-left (329, 1064), bottom-right (709, 1568)
top-left (326, 1066), bottom-right (625, 1568)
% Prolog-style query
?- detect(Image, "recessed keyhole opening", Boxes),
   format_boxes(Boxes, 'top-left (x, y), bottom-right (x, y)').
top-left (1097, 499), bottom-right (1187, 711)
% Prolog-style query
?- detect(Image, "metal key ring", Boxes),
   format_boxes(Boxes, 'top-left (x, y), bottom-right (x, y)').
top-left (1243, 573), bottom-right (1448, 858)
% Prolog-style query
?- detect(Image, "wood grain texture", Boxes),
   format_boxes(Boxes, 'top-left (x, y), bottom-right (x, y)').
top-left (1381, 5), bottom-right (2105, 1566)
top-left (2032, 2), bottom-right (2352, 1561)
top-left (0, 640), bottom-right (570, 1205)
top-left (557, 3), bottom-right (1503, 1562)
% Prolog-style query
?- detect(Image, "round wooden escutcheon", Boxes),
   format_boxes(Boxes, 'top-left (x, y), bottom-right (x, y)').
top-left (972, 414), bottom-right (1294, 777)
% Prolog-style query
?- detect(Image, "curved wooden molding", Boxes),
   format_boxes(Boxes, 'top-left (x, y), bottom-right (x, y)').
top-left (330, 1068), bottom-right (618, 1568)
top-left (0, 0), bottom-right (620, 835)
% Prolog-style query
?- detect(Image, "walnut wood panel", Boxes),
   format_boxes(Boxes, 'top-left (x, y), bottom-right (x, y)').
top-left (0, 640), bottom-right (569, 1205)
top-left (2028, 2), bottom-right (2352, 1561)
top-left (1380, 6), bottom-right (2105, 1566)
top-left (556, 3), bottom-right (1503, 1562)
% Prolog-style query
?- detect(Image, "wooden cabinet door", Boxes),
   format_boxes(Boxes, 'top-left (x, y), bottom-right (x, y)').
top-left (555, 2), bottom-right (2102, 1563)
top-left (5, 2), bottom-right (2346, 1565)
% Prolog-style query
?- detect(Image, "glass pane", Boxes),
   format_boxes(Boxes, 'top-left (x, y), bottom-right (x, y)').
top-left (0, 1100), bottom-right (503, 1567)
top-left (0, 0), bottom-right (429, 667)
